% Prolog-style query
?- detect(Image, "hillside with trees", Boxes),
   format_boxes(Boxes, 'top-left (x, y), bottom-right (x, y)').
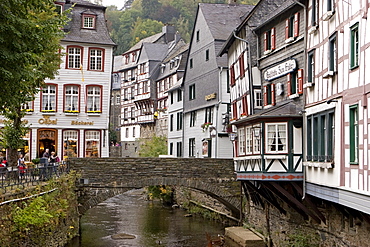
top-left (104, 0), bottom-right (259, 55)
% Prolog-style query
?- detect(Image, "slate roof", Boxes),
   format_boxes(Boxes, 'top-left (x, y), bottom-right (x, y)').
top-left (234, 100), bottom-right (303, 124)
top-left (62, 0), bottom-right (115, 45)
top-left (138, 43), bottom-right (169, 63)
top-left (199, 3), bottom-right (254, 41)
top-left (124, 33), bottom-right (164, 54)
top-left (219, 0), bottom-right (290, 56)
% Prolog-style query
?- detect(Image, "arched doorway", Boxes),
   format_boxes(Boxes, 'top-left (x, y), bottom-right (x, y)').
top-left (38, 129), bottom-right (57, 158)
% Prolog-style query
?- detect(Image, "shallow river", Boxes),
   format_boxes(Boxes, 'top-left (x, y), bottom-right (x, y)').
top-left (66, 189), bottom-right (226, 247)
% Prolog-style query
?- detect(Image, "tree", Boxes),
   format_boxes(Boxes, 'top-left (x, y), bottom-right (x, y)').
top-left (139, 135), bottom-right (167, 157)
top-left (0, 0), bottom-right (68, 166)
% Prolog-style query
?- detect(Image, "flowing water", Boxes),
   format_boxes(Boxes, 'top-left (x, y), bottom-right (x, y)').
top-left (66, 189), bottom-right (226, 247)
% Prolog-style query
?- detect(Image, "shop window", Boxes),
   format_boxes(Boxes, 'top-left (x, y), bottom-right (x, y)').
top-left (42, 84), bottom-right (57, 112)
top-left (66, 46), bottom-right (82, 69)
top-left (89, 48), bottom-right (104, 71)
top-left (86, 86), bottom-right (101, 113)
top-left (85, 130), bottom-right (100, 157)
top-left (63, 130), bottom-right (78, 158)
top-left (64, 85), bottom-right (79, 112)
top-left (266, 123), bottom-right (287, 153)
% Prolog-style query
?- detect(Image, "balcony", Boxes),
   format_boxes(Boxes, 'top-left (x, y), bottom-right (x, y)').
top-left (135, 93), bottom-right (151, 101)
top-left (234, 154), bottom-right (303, 181)
top-left (137, 114), bottom-right (154, 123)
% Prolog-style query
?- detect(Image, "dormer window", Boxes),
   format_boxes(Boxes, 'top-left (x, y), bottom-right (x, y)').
top-left (82, 14), bottom-right (96, 29)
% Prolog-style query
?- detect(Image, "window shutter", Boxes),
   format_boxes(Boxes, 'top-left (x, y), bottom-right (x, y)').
top-left (287, 73), bottom-right (292, 96)
top-left (230, 65), bottom-right (235, 86)
top-left (232, 102), bottom-right (237, 119)
top-left (243, 95), bottom-right (248, 115)
top-left (298, 69), bottom-right (304, 94)
top-left (264, 32), bottom-right (268, 51)
top-left (271, 28), bottom-right (276, 50)
top-left (285, 19), bottom-right (289, 39)
top-left (271, 84), bottom-right (276, 105)
top-left (263, 86), bottom-right (268, 106)
top-left (294, 12), bottom-right (300, 37)
top-left (239, 53), bottom-right (245, 78)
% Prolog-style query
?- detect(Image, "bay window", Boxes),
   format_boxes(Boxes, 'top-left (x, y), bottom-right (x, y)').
top-left (266, 123), bottom-right (287, 153)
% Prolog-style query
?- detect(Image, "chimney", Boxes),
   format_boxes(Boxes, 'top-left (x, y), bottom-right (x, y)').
top-left (162, 25), bottom-right (176, 43)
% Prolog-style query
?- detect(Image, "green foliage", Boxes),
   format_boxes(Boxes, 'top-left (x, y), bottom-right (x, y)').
top-left (147, 185), bottom-right (174, 204)
top-left (13, 197), bottom-right (54, 231)
top-left (106, 0), bottom-right (259, 55)
top-left (139, 135), bottom-right (167, 157)
top-left (0, 0), bottom-right (70, 165)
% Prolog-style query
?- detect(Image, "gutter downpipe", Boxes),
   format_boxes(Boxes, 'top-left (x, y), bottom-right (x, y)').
top-left (233, 30), bottom-right (255, 115)
top-left (293, 0), bottom-right (307, 200)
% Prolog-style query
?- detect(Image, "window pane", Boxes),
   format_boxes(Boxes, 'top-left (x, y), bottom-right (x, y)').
top-left (85, 130), bottom-right (100, 157)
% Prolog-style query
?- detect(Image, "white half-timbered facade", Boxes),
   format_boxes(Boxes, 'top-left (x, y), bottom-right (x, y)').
top-left (304, 0), bottom-right (370, 215)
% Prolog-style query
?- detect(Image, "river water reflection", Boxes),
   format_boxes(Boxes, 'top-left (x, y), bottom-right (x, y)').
top-left (66, 189), bottom-right (226, 247)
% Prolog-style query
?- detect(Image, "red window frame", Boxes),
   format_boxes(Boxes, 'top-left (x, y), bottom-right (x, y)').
top-left (88, 47), bottom-right (105, 72)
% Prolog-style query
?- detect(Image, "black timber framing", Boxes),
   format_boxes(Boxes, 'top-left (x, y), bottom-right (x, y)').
top-left (266, 182), bottom-right (322, 223)
top-left (242, 181), bottom-right (286, 215)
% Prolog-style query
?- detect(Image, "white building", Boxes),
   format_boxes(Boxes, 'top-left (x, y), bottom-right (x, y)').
top-left (0, 0), bottom-right (115, 160)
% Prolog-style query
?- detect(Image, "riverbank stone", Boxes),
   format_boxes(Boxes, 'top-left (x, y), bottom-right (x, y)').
top-left (111, 233), bottom-right (136, 240)
top-left (224, 227), bottom-right (265, 247)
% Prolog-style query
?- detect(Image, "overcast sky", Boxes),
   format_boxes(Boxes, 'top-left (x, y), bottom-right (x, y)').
top-left (101, 0), bottom-right (126, 9)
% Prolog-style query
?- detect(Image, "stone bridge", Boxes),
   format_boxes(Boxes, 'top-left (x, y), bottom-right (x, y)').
top-left (69, 157), bottom-right (241, 217)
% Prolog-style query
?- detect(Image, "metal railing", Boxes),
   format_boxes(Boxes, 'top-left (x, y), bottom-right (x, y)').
top-left (0, 162), bottom-right (70, 194)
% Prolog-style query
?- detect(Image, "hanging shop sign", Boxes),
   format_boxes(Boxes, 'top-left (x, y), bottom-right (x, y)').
top-left (264, 58), bottom-right (297, 81)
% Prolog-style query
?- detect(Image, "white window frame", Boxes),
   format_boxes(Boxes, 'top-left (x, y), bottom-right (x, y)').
top-left (42, 85), bottom-right (56, 111)
top-left (85, 130), bottom-right (100, 157)
top-left (87, 86), bottom-right (101, 113)
top-left (65, 85), bottom-right (79, 112)
top-left (265, 123), bottom-right (287, 153)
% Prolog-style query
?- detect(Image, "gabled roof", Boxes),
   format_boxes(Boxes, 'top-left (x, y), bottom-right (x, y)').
top-left (124, 33), bottom-right (164, 54)
top-left (198, 3), bottom-right (254, 41)
top-left (137, 43), bottom-right (169, 63)
top-left (62, 0), bottom-right (115, 45)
